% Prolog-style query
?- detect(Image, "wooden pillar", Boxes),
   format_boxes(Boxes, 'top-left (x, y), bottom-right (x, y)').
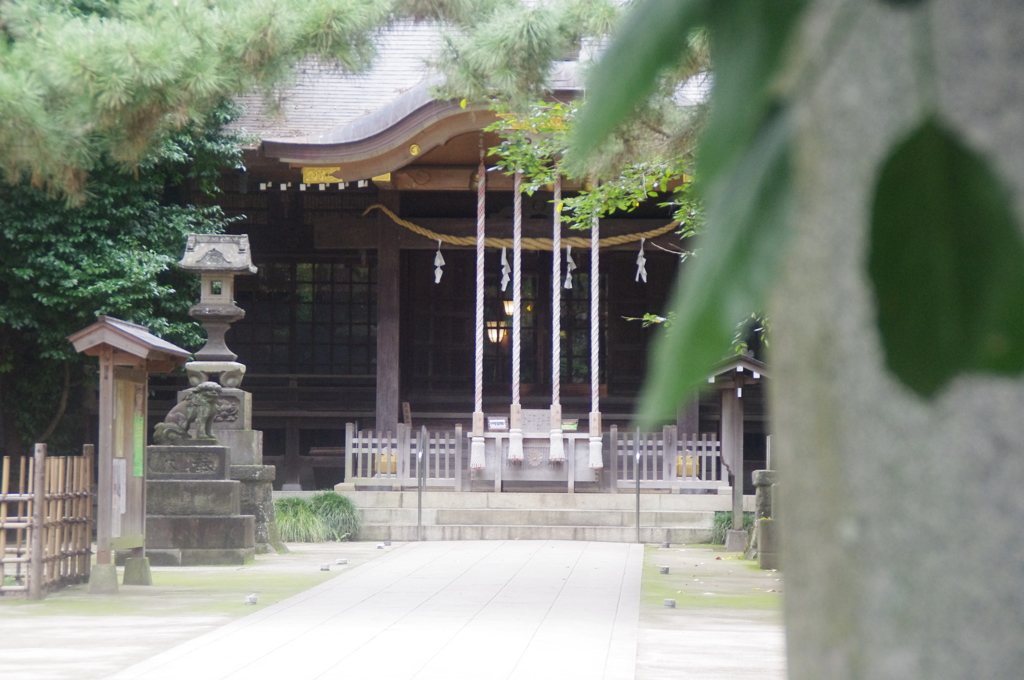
top-left (677, 394), bottom-right (700, 439)
top-left (283, 420), bottom-right (301, 488)
top-left (721, 386), bottom-right (745, 530)
top-left (376, 191), bottom-right (401, 434)
top-left (96, 347), bottom-right (114, 564)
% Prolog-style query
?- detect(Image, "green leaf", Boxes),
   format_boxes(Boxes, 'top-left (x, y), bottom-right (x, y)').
top-left (637, 111), bottom-right (792, 427)
top-left (869, 118), bottom-right (1024, 397)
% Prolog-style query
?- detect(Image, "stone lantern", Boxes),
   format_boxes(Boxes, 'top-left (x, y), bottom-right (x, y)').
top-left (177, 234), bottom-right (257, 388)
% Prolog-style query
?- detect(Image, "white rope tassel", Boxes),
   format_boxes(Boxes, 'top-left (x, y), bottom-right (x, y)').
top-left (500, 247), bottom-right (511, 292)
top-left (549, 429), bottom-right (565, 463)
top-left (471, 436), bottom-right (486, 469)
top-left (564, 245), bottom-right (576, 289)
top-left (635, 237), bottom-right (647, 283)
top-left (509, 428), bottom-right (524, 462)
top-left (434, 239), bottom-right (446, 283)
top-left (589, 436), bottom-right (604, 469)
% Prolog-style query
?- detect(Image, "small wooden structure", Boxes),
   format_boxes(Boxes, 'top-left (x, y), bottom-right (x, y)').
top-left (708, 354), bottom-right (770, 530)
top-left (68, 316), bottom-right (190, 592)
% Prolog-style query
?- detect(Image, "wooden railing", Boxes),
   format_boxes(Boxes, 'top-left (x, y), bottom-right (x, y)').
top-left (609, 426), bottom-right (724, 492)
top-left (345, 424), bottom-right (463, 491)
top-left (0, 445), bottom-right (93, 599)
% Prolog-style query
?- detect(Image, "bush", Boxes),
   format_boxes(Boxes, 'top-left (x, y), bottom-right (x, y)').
top-left (274, 493), bottom-right (360, 543)
top-left (711, 511), bottom-right (754, 544)
top-left (310, 491), bottom-right (360, 541)
top-left (274, 497), bottom-right (331, 543)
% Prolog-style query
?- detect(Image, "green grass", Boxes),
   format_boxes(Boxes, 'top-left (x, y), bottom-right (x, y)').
top-left (640, 545), bottom-right (782, 613)
top-left (310, 492), bottom-right (360, 541)
top-left (274, 492), bottom-right (359, 543)
top-left (274, 497), bottom-right (331, 542)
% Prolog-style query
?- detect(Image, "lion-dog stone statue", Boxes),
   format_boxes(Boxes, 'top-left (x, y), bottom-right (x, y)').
top-left (153, 381), bottom-right (223, 445)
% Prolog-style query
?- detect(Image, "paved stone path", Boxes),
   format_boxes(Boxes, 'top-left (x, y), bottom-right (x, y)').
top-left (108, 540), bottom-right (643, 680)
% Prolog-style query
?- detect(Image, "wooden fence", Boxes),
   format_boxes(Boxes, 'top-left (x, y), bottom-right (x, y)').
top-left (0, 444), bottom-right (93, 599)
top-left (609, 426), bottom-right (724, 492)
top-left (345, 424), bottom-right (463, 491)
top-left (345, 423), bottom-right (723, 493)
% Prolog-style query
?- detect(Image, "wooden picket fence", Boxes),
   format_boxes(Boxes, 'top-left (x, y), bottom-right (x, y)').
top-left (346, 423), bottom-right (464, 491)
top-left (0, 445), bottom-right (93, 599)
top-left (609, 426), bottom-right (724, 492)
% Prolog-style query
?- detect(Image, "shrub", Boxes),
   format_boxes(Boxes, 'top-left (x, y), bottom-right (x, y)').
top-left (310, 491), bottom-right (360, 541)
top-left (711, 511), bottom-right (755, 544)
top-left (273, 492), bottom-right (360, 543)
top-left (274, 497), bottom-right (331, 543)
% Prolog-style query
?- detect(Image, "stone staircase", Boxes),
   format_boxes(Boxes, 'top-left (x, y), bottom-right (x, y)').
top-left (311, 491), bottom-right (753, 543)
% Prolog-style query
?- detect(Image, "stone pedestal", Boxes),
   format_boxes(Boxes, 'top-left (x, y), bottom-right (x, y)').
top-left (177, 387), bottom-right (279, 554)
top-left (122, 557), bottom-right (153, 586)
top-left (758, 518), bottom-right (779, 571)
top-left (232, 464), bottom-right (282, 554)
top-left (753, 469), bottom-right (777, 519)
top-left (145, 445), bottom-right (255, 565)
top-left (725, 528), bottom-right (749, 553)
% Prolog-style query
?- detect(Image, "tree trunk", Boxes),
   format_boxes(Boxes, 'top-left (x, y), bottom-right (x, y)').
top-left (777, 2), bottom-right (1024, 678)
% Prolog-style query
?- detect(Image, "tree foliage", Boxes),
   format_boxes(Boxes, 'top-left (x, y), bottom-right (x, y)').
top-left (0, 104), bottom-right (243, 455)
top-left (0, 0), bottom-right (392, 197)
top-left (569, 0), bottom-right (1024, 422)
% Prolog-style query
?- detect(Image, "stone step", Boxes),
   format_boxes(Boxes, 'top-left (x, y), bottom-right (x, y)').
top-left (357, 524), bottom-right (712, 543)
top-left (320, 490), bottom-right (751, 512)
top-left (357, 507), bottom-right (712, 527)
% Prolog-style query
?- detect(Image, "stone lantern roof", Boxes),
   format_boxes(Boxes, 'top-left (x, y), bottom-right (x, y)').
top-left (178, 234), bottom-right (257, 274)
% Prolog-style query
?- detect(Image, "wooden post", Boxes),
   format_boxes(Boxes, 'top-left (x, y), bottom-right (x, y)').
top-left (721, 387), bottom-right (745, 530)
top-left (29, 443), bottom-right (45, 600)
top-left (397, 424), bottom-right (409, 488)
top-left (96, 346), bottom-right (114, 565)
top-left (345, 424), bottom-right (355, 484)
top-left (454, 424), bottom-right (463, 492)
top-left (494, 437), bottom-right (502, 493)
top-left (664, 426), bottom-right (677, 491)
top-left (376, 193), bottom-right (401, 434)
top-left (609, 425), bottom-right (618, 494)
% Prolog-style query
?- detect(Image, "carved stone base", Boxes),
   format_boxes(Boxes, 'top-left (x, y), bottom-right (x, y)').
top-left (146, 445), bottom-right (229, 480)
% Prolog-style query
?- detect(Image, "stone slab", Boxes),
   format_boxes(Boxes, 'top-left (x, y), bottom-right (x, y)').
top-left (230, 464), bottom-right (275, 482)
top-left (146, 480), bottom-right (241, 516)
top-left (147, 445), bottom-right (229, 480)
top-left (217, 429), bottom-right (263, 465)
top-left (107, 541), bottom-right (642, 680)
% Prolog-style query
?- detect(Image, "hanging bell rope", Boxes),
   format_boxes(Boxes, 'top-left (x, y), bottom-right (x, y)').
top-left (362, 204), bottom-right (679, 250)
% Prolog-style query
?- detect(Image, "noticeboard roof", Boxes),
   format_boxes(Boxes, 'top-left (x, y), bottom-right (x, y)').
top-left (68, 315), bottom-right (191, 367)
